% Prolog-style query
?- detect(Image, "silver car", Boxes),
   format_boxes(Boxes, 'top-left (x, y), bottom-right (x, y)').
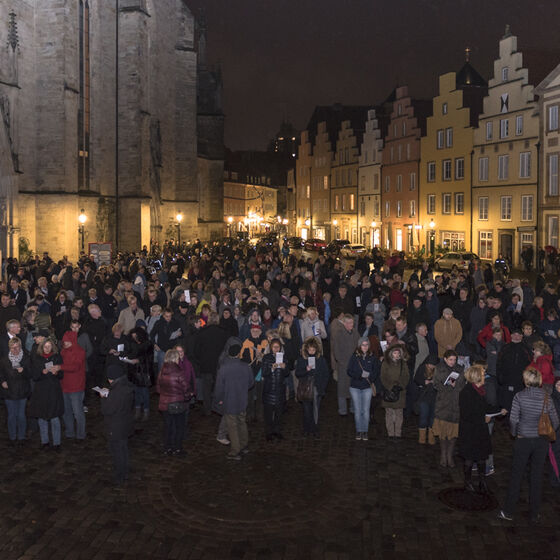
top-left (340, 244), bottom-right (368, 259)
top-left (434, 251), bottom-right (479, 271)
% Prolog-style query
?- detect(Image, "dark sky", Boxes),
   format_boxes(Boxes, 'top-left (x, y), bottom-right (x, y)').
top-left (186, 0), bottom-right (560, 151)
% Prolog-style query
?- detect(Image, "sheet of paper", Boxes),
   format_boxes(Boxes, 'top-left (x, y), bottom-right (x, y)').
top-left (380, 340), bottom-right (388, 352)
top-left (117, 344), bottom-right (125, 353)
top-left (45, 361), bottom-right (54, 370)
top-left (275, 352), bottom-right (284, 364)
top-left (184, 290), bottom-right (191, 303)
top-left (307, 356), bottom-right (316, 368)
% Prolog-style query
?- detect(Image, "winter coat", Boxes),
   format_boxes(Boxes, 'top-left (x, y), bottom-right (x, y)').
top-left (28, 353), bottom-right (64, 419)
top-left (300, 317), bottom-right (327, 341)
top-left (485, 338), bottom-right (504, 377)
top-left (496, 341), bottom-right (532, 409)
top-left (100, 334), bottom-right (130, 371)
top-left (538, 318), bottom-right (560, 347)
top-left (380, 347), bottom-right (409, 409)
top-left (117, 306), bottom-right (145, 335)
top-left (214, 357), bottom-right (255, 415)
top-left (347, 353), bottom-right (381, 391)
top-left (433, 361), bottom-right (466, 423)
top-left (261, 352), bottom-right (289, 405)
top-left (100, 375), bottom-right (134, 440)
top-left (295, 355), bottom-right (330, 396)
top-left (458, 383), bottom-right (500, 461)
top-left (127, 333), bottom-right (153, 388)
top-left (433, 317), bottom-right (462, 357)
top-left (451, 299), bottom-right (473, 337)
top-left (60, 331), bottom-right (86, 393)
top-left (331, 321), bottom-right (360, 394)
top-left (532, 354), bottom-right (555, 385)
top-left (150, 317), bottom-right (182, 353)
top-left (156, 362), bottom-right (190, 411)
top-left (413, 358), bottom-right (437, 408)
top-left (0, 353), bottom-right (32, 400)
top-left (178, 356), bottom-right (196, 397)
top-left (195, 324), bottom-right (229, 375)
top-left (406, 305), bottom-right (431, 333)
top-left (476, 323), bottom-right (511, 349)
top-left (468, 305), bottom-right (487, 346)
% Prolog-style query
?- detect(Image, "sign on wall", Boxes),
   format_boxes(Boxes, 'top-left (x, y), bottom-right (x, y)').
top-left (88, 243), bottom-right (112, 266)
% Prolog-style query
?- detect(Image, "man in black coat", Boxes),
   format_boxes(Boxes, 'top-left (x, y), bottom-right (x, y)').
top-left (100, 365), bottom-right (134, 486)
top-left (451, 288), bottom-right (473, 342)
top-left (0, 293), bottom-right (21, 335)
top-left (195, 312), bottom-right (229, 416)
top-left (496, 329), bottom-right (532, 410)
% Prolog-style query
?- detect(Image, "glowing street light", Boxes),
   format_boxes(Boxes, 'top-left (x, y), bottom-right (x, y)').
top-left (78, 209), bottom-right (87, 252)
top-left (176, 212), bottom-right (183, 247)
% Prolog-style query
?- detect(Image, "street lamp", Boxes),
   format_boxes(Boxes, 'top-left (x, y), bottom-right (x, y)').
top-left (227, 216), bottom-right (233, 237)
top-left (428, 220), bottom-right (436, 256)
top-left (78, 209), bottom-right (87, 252)
top-left (176, 212), bottom-right (183, 248)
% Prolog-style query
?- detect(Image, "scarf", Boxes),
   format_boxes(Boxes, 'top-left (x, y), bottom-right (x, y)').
top-left (472, 382), bottom-right (486, 397)
top-left (8, 349), bottom-right (23, 368)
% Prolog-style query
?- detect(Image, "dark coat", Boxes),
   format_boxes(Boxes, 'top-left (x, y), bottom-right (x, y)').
top-left (347, 353), bottom-right (381, 390)
top-left (433, 361), bottom-right (465, 423)
top-left (100, 376), bottom-right (134, 440)
top-left (156, 362), bottom-right (190, 411)
top-left (496, 341), bottom-right (532, 409)
top-left (380, 347), bottom-right (410, 409)
top-left (261, 352), bottom-right (289, 405)
top-left (0, 353), bottom-right (32, 400)
top-left (214, 357), bottom-right (254, 415)
top-left (195, 324), bottom-right (229, 375)
top-left (28, 353), bottom-right (64, 419)
top-left (295, 355), bottom-right (330, 396)
top-left (458, 383), bottom-right (499, 461)
top-left (127, 332), bottom-right (153, 388)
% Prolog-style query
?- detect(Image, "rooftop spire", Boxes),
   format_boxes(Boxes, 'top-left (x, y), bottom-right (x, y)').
top-left (503, 24), bottom-right (512, 38)
top-left (465, 47), bottom-right (471, 62)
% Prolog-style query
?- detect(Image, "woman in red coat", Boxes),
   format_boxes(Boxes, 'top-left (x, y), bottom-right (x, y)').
top-left (60, 329), bottom-right (87, 441)
top-left (156, 349), bottom-right (191, 456)
top-left (477, 315), bottom-right (511, 349)
top-left (531, 340), bottom-right (555, 388)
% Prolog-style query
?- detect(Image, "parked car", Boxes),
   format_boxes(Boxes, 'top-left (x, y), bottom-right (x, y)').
top-left (304, 238), bottom-right (327, 251)
top-left (285, 236), bottom-right (304, 249)
top-left (339, 244), bottom-right (368, 259)
top-left (434, 251), bottom-right (480, 271)
top-left (326, 239), bottom-right (351, 255)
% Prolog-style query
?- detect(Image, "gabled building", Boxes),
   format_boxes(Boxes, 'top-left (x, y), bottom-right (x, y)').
top-left (381, 86), bottom-right (431, 251)
top-left (472, 27), bottom-right (542, 267)
top-left (536, 63), bottom-right (560, 250)
top-left (420, 55), bottom-right (487, 253)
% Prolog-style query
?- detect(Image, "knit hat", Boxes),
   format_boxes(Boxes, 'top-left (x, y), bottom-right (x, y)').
top-left (442, 307), bottom-right (453, 315)
top-left (107, 364), bottom-right (125, 380)
top-left (358, 336), bottom-right (370, 346)
top-left (511, 327), bottom-right (523, 335)
top-left (135, 319), bottom-right (147, 329)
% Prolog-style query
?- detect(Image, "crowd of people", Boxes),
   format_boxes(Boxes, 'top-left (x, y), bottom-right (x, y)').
top-left (0, 241), bottom-right (559, 522)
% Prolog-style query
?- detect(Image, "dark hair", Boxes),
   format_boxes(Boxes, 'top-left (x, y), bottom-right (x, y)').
top-left (443, 349), bottom-right (458, 359)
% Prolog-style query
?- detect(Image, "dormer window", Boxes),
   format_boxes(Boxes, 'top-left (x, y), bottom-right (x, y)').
top-left (502, 67), bottom-right (509, 82)
top-left (442, 102), bottom-right (448, 115)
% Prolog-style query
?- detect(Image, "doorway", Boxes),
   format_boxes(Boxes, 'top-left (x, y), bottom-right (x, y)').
top-left (499, 232), bottom-right (513, 263)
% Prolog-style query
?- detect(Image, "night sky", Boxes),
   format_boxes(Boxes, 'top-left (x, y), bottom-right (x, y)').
top-left (186, 0), bottom-right (560, 151)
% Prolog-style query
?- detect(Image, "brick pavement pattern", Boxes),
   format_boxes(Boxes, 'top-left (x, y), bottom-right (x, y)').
top-left (0, 389), bottom-right (558, 560)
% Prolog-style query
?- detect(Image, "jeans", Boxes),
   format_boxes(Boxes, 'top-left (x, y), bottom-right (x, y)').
top-left (5, 398), bottom-right (27, 441)
top-left (108, 438), bottom-right (129, 485)
top-left (63, 391), bottom-right (86, 439)
top-left (162, 410), bottom-right (187, 451)
top-left (349, 387), bottom-right (373, 433)
top-left (134, 387), bottom-right (150, 411)
top-left (338, 396), bottom-right (354, 416)
top-left (155, 349), bottom-right (165, 373)
top-left (418, 400), bottom-right (435, 429)
top-left (38, 417), bottom-right (61, 445)
top-left (224, 412), bottom-right (248, 456)
top-left (504, 436), bottom-right (548, 518)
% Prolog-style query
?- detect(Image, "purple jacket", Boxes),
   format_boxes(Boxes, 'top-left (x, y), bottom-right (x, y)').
top-left (156, 362), bottom-right (190, 411)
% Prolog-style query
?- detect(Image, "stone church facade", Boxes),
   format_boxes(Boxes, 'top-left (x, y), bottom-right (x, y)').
top-left (0, 0), bottom-right (224, 260)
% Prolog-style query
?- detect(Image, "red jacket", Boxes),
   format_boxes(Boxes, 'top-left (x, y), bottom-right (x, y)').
top-left (156, 362), bottom-right (190, 411)
top-left (532, 354), bottom-right (555, 385)
top-left (60, 331), bottom-right (86, 393)
top-left (477, 323), bottom-right (511, 348)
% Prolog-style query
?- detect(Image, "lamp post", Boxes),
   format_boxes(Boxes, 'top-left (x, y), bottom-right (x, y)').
top-left (429, 220), bottom-right (436, 256)
top-left (78, 209), bottom-right (87, 253)
top-left (228, 216), bottom-right (233, 237)
top-left (176, 212), bottom-right (183, 248)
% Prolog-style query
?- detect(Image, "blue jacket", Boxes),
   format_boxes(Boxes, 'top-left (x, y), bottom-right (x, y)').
top-left (347, 353), bottom-right (381, 390)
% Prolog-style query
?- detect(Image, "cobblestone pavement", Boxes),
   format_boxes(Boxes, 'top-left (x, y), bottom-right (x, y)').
top-left (0, 388), bottom-right (559, 560)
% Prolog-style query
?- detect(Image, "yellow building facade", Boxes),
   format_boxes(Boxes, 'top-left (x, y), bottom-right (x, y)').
top-left (420, 66), bottom-right (486, 253)
top-left (472, 29), bottom-right (539, 267)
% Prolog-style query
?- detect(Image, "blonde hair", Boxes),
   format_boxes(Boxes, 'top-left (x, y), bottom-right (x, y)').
top-left (164, 349), bottom-right (180, 364)
top-left (523, 367), bottom-right (542, 387)
top-left (465, 364), bottom-right (485, 385)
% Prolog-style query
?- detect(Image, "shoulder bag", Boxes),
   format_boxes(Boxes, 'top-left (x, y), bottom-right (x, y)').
top-left (297, 375), bottom-right (314, 402)
top-left (167, 401), bottom-right (189, 414)
top-left (538, 393), bottom-right (557, 442)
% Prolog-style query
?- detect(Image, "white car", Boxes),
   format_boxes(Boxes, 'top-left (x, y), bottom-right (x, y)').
top-left (340, 244), bottom-right (367, 258)
top-left (434, 251), bottom-right (479, 271)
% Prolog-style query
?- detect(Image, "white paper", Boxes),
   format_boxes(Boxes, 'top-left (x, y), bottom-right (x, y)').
top-left (548, 330), bottom-right (556, 338)
top-left (356, 296), bottom-right (361, 307)
top-left (275, 352), bottom-right (284, 364)
top-left (374, 304), bottom-right (379, 312)
top-left (402, 282), bottom-right (407, 290)
top-left (298, 302), bottom-right (306, 309)
top-left (117, 344), bottom-right (124, 353)
top-left (444, 372), bottom-right (460, 385)
top-left (380, 340), bottom-right (388, 352)
top-left (119, 357), bottom-right (134, 364)
top-left (184, 290), bottom-right (191, 303)
top-left (45, 361), bottom-right (54, 370)
top-left (486, 411), bottom-right (503, 418)
top-left (308, 356), bottom-right (316, 368)
top-left (60, 305), bottom-right (66, 312)
top-left (92, 386), bottom-right (109, 397)
top-left (170, 329), bottom-right (182, 340)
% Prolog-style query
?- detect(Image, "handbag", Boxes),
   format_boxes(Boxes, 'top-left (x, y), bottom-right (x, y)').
top-left (538, 393), bottom-right (557, 442)
top-left (297, 375), bottom-right (314, 401)
top-left (383, 384), bottom-right (403, 403)
top-left (167, 401), bottom-right (188, 414)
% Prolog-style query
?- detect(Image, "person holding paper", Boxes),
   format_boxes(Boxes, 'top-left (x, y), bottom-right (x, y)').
top-left (28, 339), bottom-right (64, 451)
top-left (347, 337), bottom-right (381, 441)
top-left (458, 364), bottom-right (507, 494)
top-left (260, 339), bottom-right (289, 441)
top-left (432, 350), bottom-right (466, 467)
top-left (100, 323), bottom-right (130, 373)
top-left (295, 337), bottom-right (329, 438)
top-left (380, 345), bottom-right (409, 439)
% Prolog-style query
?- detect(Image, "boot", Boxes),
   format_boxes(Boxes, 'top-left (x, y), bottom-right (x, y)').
top-left (134, 408), bottom-right (141, 421)
top-left (463, 463), bottom-right (476, 492)
top-left (447, 438), bottom-right (456, 468)
top-left (427, 428), bottom-right (435, 445)
top-left (142, 409), bottom-right (149, 422)
top-left (478, 462), bottom-right (489, 494)
top-left (418, 428), bottom-right (427, 444)
top-left (439, 439), bottom-right (448, 467)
